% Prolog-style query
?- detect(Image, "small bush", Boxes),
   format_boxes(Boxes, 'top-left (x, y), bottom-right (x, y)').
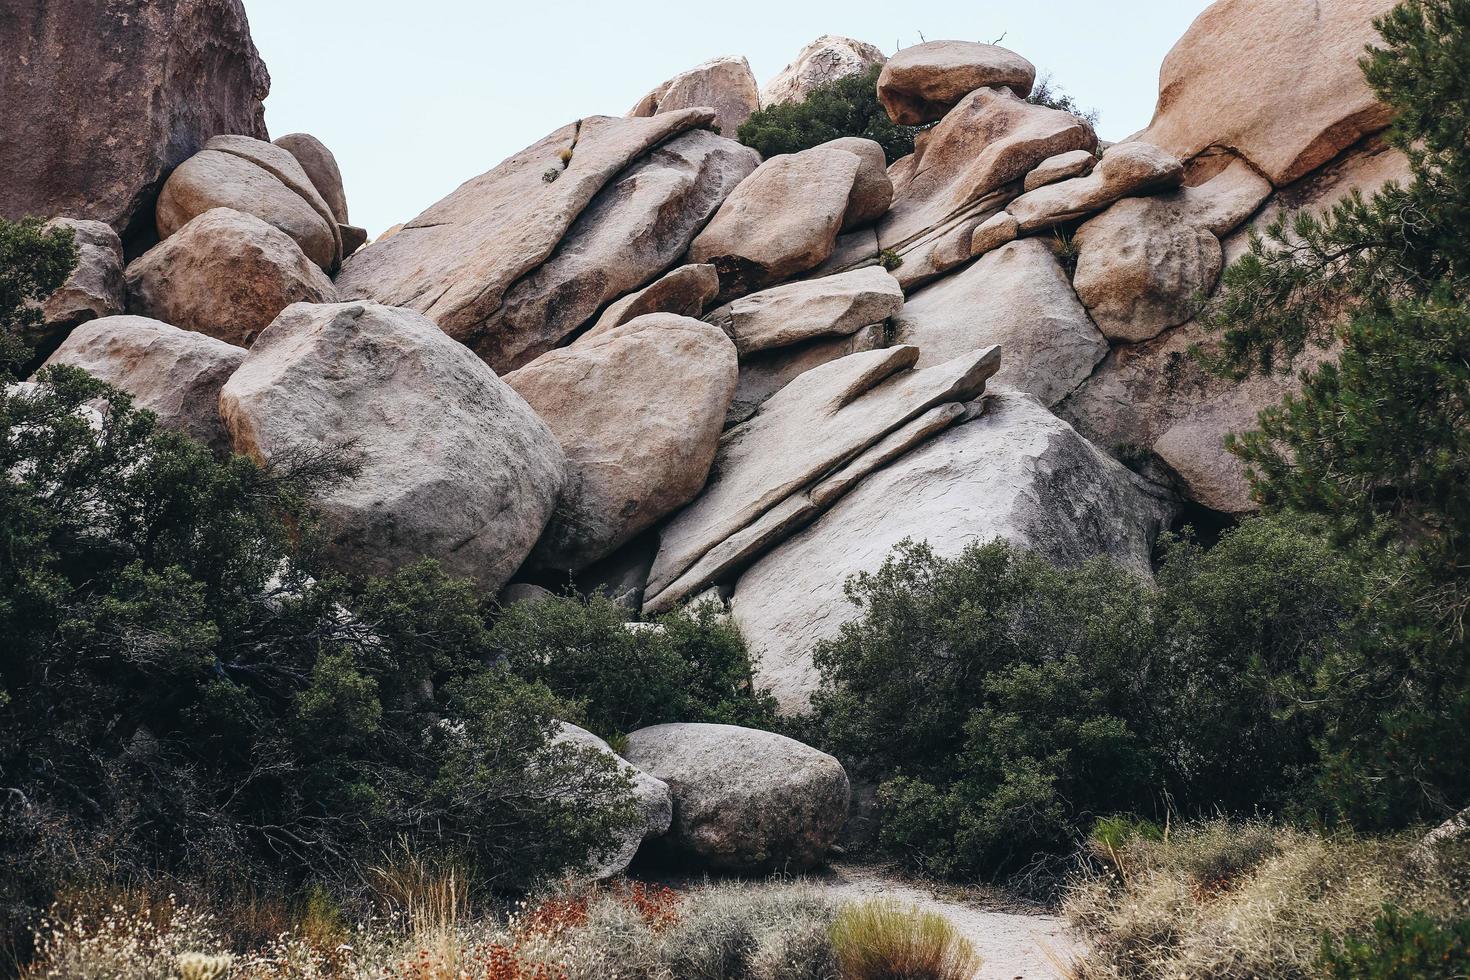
top-left (829, 899), bottom-right (981, 980)
top-left (0, 215), bottom-right (77, 373)
top-left (737, 65), bottom-right (924, 164)
top-left (1319, 906), bottom-right (1470, 979)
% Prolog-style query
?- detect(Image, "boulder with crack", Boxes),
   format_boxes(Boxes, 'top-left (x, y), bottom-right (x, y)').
top-left (1008, 141), bottom-right (1183, 232)
top-left (761, 35), bottom-right (887, 107)
top-left (703, 265), bottom-right (903, 357)
top-left (726, 324), bottom-right (886, 428)
top-left (579, 263), bottom-right (720, 340)
top-left (629, 56), bottom-right (761, 139)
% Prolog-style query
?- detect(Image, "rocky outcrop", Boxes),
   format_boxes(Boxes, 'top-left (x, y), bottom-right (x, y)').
top-left (506, 315), bottom-right (738, 572)
top-left (0, 0), bottom-right (270, 244)
top-left (820, 138), bottom-right (893, 231)
top-left (273, 133), bottom-right (349, 224)
top-left (1025, 149), bottom-right (1097, 191)
top-left (219, 302), bottom-right (565, 591)
top-left (41, 315), bottom-right (244, 453)
top-left (761, 36), bottom-right (887, 107)
top-left (479, 130), bottom-right (758, 371)
top-left (30, 219), bottom-right (124, 360)
top-left (581, 264), bottom-right (720, 340)
top-left (125, 208), bottom-right (337, 348)
top-left (727, 324), bottom-right (886, 427)
top-left (334, 111), bottom-right (715, 365)
top-left (553, 723), bottom-right (672, 879)
top-left (704, 266), bottom-right (903, 357)
top-left (732, 392), bottom-right (1176, 711)
top-left (1008, 141), bottom-right (1184, 232)
top-left (623, 723), bottom-right (849, 872)
top-left (877, 41), bottom-right (1036, 125)
top-left (629, 56), bottom-right (761, 139)
top-left (157, 136), bottom-right (343, 273)
top-left (893, 240), bottom-right (1106, 405)
top-left (1135, 0), bottom-right (1395, 187)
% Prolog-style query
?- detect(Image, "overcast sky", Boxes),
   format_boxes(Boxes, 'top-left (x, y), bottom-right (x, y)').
top-left (243, 0), bottom-right (1215, 237)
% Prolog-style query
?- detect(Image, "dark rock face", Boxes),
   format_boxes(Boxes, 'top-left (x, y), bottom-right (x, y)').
top-left (0, 0), bottom-right (270, 249)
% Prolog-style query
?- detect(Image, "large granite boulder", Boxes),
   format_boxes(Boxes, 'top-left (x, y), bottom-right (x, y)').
top-left (479, 130), bottom-right (758, 371)
top-left (29, 218), bottom-right (124, 360)
top-left (622, 723), bottom-right (849, 872)
top-left (819, 138), bottom-right (893, 231)
top-left (893, 239), bottom-right (1107, 405)
top-left (732, 392), bottom-right (1176, 711)
top-left (1008, 141), bottom-right (1184, 232)
top-left (334, 111), bottom-right (714, 362)
top-left (41, 315), bottom-right (245, 453)
top-left (505, 314), bottom-right (738, 572)
top-left (877, 41), bottom-right (1036, 125)
top-left (552, 723), bottom-right (672, 880)
top-left (125, 208), bottom-right (337, 348)
top-left (1135, 0), bottom-right (1395, 186)
top-left (629, 56), bottom-right (761, 139)
top-left (0, 0), bottom-right (270, 243)
top-left (219, 302), bottom-right (565, 591)
top-left (761, 35), bottom-right (887, 107)
top-left (157, 136), bottom-right (343, 273)
top-left (703, 266), bottom-right (903, 357)
top-left (273, 133), bottom-right (349, 224)
top-left (581, 264), bottom-right (720, 340)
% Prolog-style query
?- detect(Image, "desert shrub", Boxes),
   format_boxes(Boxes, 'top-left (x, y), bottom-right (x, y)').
top-left (491, 594), bottom-right (777, 740)
top-left (0, 216), bottom-right (77, 374)
top-left (654, 882), bottom-right (837, 980)
top-left (1027, 73), bottom-right (1100, 126)
top-left (1318, 906), bottom-right (1470, 979)
top-left (737, 65), bottom-right (923, 164)
top-left (828, 899), bottom-right (981, 980)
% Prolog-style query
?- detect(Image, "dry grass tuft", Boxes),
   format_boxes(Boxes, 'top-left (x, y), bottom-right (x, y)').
top-left (829, 898), bottom-right (982, 980)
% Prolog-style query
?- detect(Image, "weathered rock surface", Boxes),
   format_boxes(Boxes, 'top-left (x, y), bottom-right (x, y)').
top-left (30, 218), bottom-right (124, 359)
top-left (273, 133), bottom-right (349, 224)
top-left (704, 266), bottom-right (903, 357)
top-left (1025, 149), bottom-right (1097, 192)
top-left (553, 722), bottom-right (672, 879)
top-left (894, 240), bottom-right (1106, 405)
top-left (732, 392), bottom-right (1175, 711)
top-left (220, 302), bottom-right (565, 591)
top-left (42, 315), bottom-right (245, 453)
top-left (1009, 141), bottom-right (1184, 232)
top-left (0, 0), bottom-right (270, 243)
top-left (623, 723), bottom-right (849, 872)
top-left (761, 35), bottom-right (887, 107)
top-left (481, 130), bottom-right (758, 370)
top-left (505, 314), bottom-right (737, 572)
top-left (630, 57), bottom-right (761, 139)
top-left (157, 136), bottom-right (343, 273)
top-left (690, 147), bottom-right (862, 299)
top-left (877, 41), bottom-right (1036, 125)
top-left (1136, 0), bottom-right (1395, 186)
top-left (819, 138), bottom-right (893, 231)
top-left (581, 264), bottom-right (720, 340)
top-left (334, 111), bottom-right (714, 362)
top-left (727, 324), bottom-right (885, 428)
top-left (125, 208), bottom-right (337, 348)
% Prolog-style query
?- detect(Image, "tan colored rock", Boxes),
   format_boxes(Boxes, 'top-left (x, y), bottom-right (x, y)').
top-left (220, 301), bottom-right (566, 591)
top-left (818, 137), bottom-right (893, 231)
top-left (30, 218), bottom-right (124, 359)
top-left (505, 314), bottom-right (737, 571)
top-left (273, 133), bottom-right (349, 224)
top-left (376, 223), bottom-right (404, 242)
top-left (629, 56), bottom-right (760, 139)
top-left (803, 228), bottom-right (881, 279)
top-left (1009, 141), bottom-right (1184, 232)
top-left (704, 266), bottom-right (903, 357)
top-left (1136, 0), bottom-right (1395, 186)
top-left (970, 210), bottom-right (1019, 256)
top-left (1024, 148), bottom-right (1097, 192)
top-left (42, 315), bottom-right (244, 453)
top-left (761, 35), bottom-right (887, 107)
top-left (0, 0), bottom-right (269, 241)
top-left (157, 136), bottom-right (342, 273)
top-left (877, 41), bottom-right (1036, 125)
top-left (334, 111), bottom-right (714, 360)
top-left (581, 264), bottom-right (720, 340)
top-left (339, 223), bottom-right (368, 257)
top-left (727, 324), bottom-right (885, 427)
top-left (895, 239), bottom-right (1106, 405)
top-left (125, 208), bottom-right (337, 348)
top-left (480, 130), bottom-right (757, 371)
top-left (689, 147), bottom-right (862, 298)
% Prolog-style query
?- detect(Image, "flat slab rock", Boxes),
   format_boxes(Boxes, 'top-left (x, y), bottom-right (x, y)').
top-left (704, 265), bottom-right (903, 357)
top-left (877, 40), bottom-right (1036, 125)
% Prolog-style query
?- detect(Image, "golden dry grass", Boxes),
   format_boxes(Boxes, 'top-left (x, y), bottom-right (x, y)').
top-left (829, 898), bottom-right (982, 980)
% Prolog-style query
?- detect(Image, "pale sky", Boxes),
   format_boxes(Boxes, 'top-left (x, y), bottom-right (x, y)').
top-left (243, 0), bottom-right (1215, 238)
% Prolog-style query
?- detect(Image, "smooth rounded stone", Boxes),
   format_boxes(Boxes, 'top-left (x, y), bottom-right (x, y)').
top-left (0, 0), bottom-right (269, 242)
top-left (689, 147), bottom-right (862, 299)
top-left (41, 315), bottom-right (245, 453)
top-left (1136, 0), bottom-right (1395, 186)
top-left (1008, 141), bottom-right (1184, 232)
top-left (970, 210), bottom-right (1019, 257)
top-left (1152, 393), bottom-right (1263, 514)
top-left (894, 239), bottom-right (1107, 406)
top-left (553, 722), bottom-right (672, 880)
top-left (731, 392), bottom-right (1176, 713)
top-left (1024, 149), bottom-right (1097, 192)
top-left (219, 301), bottom-right (566, 591)
top-left (622, 723), bottom-right (849, 872)
top-left (761, 35), bottom-right (887, 107)
top-left (273, 133), bottom-right (349, 224)
top-left (157, 140), bottom-right (341, 273)
top-left (877, 40), bottom-right (1036, 125)
top-left (506, 314), bottom-right (737, 572)
top-left (817, 137), bottom-right (893, 231)
top-left (704, 265), bottom-right (903, 357)
top-left (727, 324), bottom-right (885, 427)
top-left (125, 208), bottom-right (337, 348)
top-left (31, 218), bottom-right (124, 359)
top-left (335, 111), bottom-right (714, 360)
top-left (482, 130), bottom-right (758, 371)
top-left (580, 264), bottom-right (720, 341)
top-left (629, 56), bottom-right (761, 139)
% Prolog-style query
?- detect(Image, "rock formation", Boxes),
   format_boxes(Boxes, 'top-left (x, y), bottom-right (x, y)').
top-left (761, 36), bottom-right (887, 107)
top-left (29, 219), bottom-right (125, 360)
top-left (629, 56), bottom-right (761, 138)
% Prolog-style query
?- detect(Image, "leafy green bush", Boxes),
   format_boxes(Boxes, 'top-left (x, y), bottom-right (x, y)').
top-left (737, 65), bottom-right (924, 164)
top-left (0, 216), bottom-right (77, 373)
top-left (491, 593), bottom-right (777, 740)
top-left (1319, 906), bottom-right (1470, 979)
